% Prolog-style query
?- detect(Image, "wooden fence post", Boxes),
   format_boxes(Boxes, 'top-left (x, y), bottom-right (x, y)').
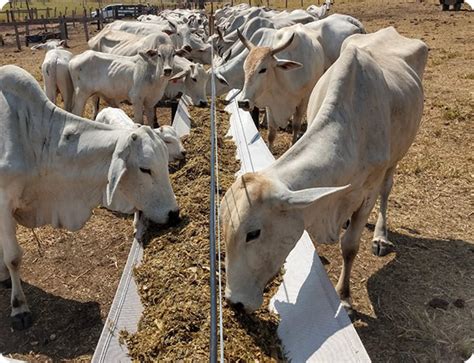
top-left (10, 11), bottom-right (21, 51)
top-left (54, 7), bottom-right (57, 18)
top-left (96, 9), bottom-right (102, 30)
top-left (72, 10), bottom-right (76, 27)
top-left (24, 16), bottom-right (29, 47)
top-left (46, 7), bottom-right (50, 18)
top-left (285, 0), bottom-right (288, 8)
top-left (0, 34), bottom-right (4, 47)
top-left (6, 10), bottom-right (10, 23)
top-left (41, 14), bottom-right (47, 32)
top-left (83, 9), bottom-right (89, 42)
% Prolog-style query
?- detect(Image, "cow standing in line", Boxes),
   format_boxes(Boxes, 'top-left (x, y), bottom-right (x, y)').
top-left (69, 45), bottom-right (176, 124)
top-left (222, 27), bottom-right (428, 314)
top-left (0, 65), bottom-right (180, 330)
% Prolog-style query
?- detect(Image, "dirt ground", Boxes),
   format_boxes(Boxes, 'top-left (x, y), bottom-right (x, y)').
top-left (0, 1), bottom-right (473, 361)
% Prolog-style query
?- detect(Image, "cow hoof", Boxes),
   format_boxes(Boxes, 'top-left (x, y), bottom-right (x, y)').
top-left (0, 277), bottom-right (12, 289)
top-left (11, 312), bottom-right (33, 330)
top-left (341, 300), bottom-right (355, 321)
top-left (372, 238), bottom-right (395, 257)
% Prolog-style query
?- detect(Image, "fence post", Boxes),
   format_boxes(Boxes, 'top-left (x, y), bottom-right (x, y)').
top-left (41, 14), bottom-right (47, 32)
top-left (24, 16), bottom-right (29, 47)
top-left (46, 7), bottom-right (50, 18)
top-left (0, 34), bottom-right (4, 47)
top-left (96, 8), bottom-right (101, 30)
top-left (10, 11), bottom-right (21, 51)
top-left (54, 7), bottom-right (57, 18)
top-left (285, 0), bottom-right (288, 8)
top-left (6, 9), bottom-right (10, 23)
top-left (301, 0), bottom-right (303, 7)
top-left (83, 9), bottom-right (89, 42)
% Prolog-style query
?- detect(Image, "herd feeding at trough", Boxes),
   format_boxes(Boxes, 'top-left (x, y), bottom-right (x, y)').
top-left (0, 1), bottom-right (437, 360)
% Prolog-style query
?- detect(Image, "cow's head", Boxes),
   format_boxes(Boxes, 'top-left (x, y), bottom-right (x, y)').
top-left (107, 126), bottom-right (179, 226)
top-left (139, 45), bottom-right (175, 78)
top-left (170, 62), bottom-right (209, 107)
top-left (154, 125), bottom-right (186, 162)
top-left (237, 29), bottom-right (302, 111)
top-left (31, 39), bottom-right (68, 51)
top-left (221, 172), bottom-right (348, 312)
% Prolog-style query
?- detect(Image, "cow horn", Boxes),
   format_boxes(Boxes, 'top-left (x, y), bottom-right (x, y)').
top-left (237, 29), bottom-right (254, 51)
top-left (270, 33), bottom-right (295, 56)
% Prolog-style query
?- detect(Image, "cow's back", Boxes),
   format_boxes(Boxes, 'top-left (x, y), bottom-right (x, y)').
top-left (342, 27), bottom-right (428, 162)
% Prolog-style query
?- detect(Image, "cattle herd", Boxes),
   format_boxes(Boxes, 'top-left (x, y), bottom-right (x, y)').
top-left (0, 1), bottom-right (428, 352)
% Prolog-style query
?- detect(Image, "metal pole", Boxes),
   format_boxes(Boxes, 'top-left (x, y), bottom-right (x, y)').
top-left (209, 20), bottom-right (218, 363)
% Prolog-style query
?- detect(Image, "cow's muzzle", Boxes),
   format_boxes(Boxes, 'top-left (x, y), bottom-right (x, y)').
top-left (183, 45), bottom-right (192, 53)
top-left (238, 100), bottom-right (251, 111)
top-left (167, 209), bottom-right (181, 226)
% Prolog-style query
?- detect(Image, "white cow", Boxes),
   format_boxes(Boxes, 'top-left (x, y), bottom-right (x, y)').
top-left (31, 40), bottom-right (74, 112)
top-left (164, 56), bottom-right (209, 107)
top-left (221, 27), bottom-right (428, 313)
top-left (30, 39), bottom-right (68, 51)
top-left (95, 107), bottom-right (186, 162)
top-left (69, 45), bottom-right (175, 124)
top-left (88, 29), bottom-right (174, 56)
top-left (0, 65), bottom-right (179, 330)
top-left (237, 14), bottom-right (365, 150)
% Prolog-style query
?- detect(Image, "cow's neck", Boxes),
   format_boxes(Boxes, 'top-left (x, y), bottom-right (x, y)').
top-left (265, 102), bottom-right (361, 244)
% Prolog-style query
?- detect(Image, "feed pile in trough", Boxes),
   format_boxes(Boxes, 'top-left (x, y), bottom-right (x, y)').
top-left (122, 107), bottom-right (284, 361)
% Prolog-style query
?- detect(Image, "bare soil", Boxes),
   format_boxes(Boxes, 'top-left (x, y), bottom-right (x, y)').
top-left (0, 1), bottom-right (472, 361)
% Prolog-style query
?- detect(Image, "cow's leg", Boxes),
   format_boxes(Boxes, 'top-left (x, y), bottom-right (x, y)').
top-left (144, 104), bottom-right (157, 127)
top-left (71, 91), bottom-right (89, 117)
top-left (291, 103), bottom-right (305, 144)
top-left (0, 243), bottom-right (11, 288)
top-left (0, 209), bottom-right (32, 329)
top-left (372, 167), bottom-right (396, 257)
top-left (59, 77), bottom-right (75, 112)
top-left (91, 95), bottom-right (101, 120)
top-left (268, 123), bottom-right (277, 152)
top-left (335, 196), bottom-right (377, 316)
top-left (133, 102), bottom-right (144, 125)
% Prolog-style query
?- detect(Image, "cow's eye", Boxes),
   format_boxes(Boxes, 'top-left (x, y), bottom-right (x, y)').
top-left (192, 77), bottom-right (197, 82)
top-left (258, 68), bottom-right (267, 74)
top-left (246, 229), bottom-right (261, 242)
top-left (140, 167), bottom-right (152, 175)
top-left (157, 54), bottom-right (162, 58)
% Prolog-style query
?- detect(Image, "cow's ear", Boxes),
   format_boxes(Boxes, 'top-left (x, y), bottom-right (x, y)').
top-left (215, 73), bottom-right (229, 86)
top-left (107, 134), bottom-right (134, 206)
top-left (139, 49), bottom-right (158, 60)
top-left (279, 185), bottom-right (351, 210)
top-left (275, 59), bottom-right (303, 71)
top-left (169, 70), bottom-right (188, 81)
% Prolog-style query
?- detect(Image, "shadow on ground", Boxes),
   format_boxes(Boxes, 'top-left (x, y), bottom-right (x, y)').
top-left (355, 225), bottom-right (473, 361)
top-left (0, 282), bottom-right (102, 360)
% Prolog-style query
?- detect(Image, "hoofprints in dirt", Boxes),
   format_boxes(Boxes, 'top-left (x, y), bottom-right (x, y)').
top-left (121, 106), bottom-right (284, 360)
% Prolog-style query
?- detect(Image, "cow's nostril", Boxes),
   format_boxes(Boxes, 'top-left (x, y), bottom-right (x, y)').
top-left (164, 68), bottom-right (172, 76)
top-left (168, 209), bottom-right (181, 226)
top-left (238, 100), bottom-right (250, 110)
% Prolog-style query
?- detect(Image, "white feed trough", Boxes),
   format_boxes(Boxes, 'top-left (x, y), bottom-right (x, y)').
top-left (92, 100), bottom-right (191, 363)
top-left (225, 89), bottom-right (370, 362)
